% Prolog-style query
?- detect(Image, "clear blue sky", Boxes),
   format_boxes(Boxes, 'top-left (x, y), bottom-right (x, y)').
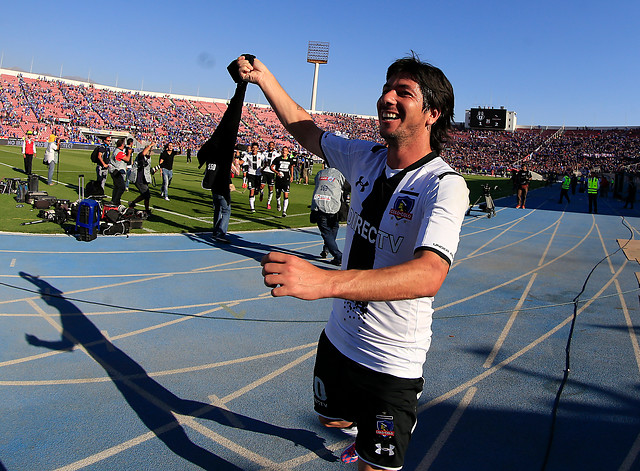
top-left (1, 0), bottom-right (638, 127)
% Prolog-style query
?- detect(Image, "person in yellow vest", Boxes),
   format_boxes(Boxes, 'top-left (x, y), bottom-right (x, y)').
top-left (558, 172), bottom-right (571, 204)
top-left (588, 173), bottom-right (599, 214)
top-left (21, 130), bottom-right (37, 175)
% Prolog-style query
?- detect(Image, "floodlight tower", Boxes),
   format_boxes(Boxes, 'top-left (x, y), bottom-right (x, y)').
top-left (307, 41), bottom-right (329, 112)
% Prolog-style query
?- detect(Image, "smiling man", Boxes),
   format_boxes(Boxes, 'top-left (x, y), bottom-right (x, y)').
top-left (237, 53), bottom-right (468, 470)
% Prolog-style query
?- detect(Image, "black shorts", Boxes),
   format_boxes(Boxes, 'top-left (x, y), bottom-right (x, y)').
top-left (275, 177), bottom-right (290, 195)
top-left (313, 331), bottom-right (423, 470)
top-left (262, 172), bottom-right (274, 186)
top-left (247, 174), bottom-right (262, 190)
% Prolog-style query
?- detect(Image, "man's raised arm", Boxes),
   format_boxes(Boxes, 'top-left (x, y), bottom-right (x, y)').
top-left (237, 56), bottom-right (324, 158)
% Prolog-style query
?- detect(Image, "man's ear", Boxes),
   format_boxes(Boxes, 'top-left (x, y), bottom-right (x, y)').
top-left (426, 108), bottom-right (441, 126)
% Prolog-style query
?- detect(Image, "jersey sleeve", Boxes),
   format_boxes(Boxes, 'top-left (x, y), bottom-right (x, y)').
top-left (416, 174), bottom-right (469, 264)
top-left (320, 132), bottom-right (384, 184)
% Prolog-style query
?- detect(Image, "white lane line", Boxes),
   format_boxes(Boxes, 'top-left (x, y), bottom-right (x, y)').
top-left (54, 431), bottom-right (158, 471)
top-left (453, 214), bottom-right (562, 268)
top-left (208, 394), bottom-right (245, 429)
top-left (99, 330), bottom-right (115, 352)
top-left (417, 387), bottom-right (477, 470)
top-left (614, 278), bottom-right (640, 375)
top-left (218, 348), bottom-right (316, 405)
top-left (440, 218), bottom-right (595, 311)
top-left (420, 259), bottom-right (628, 414)
top-left (0, 294), bottom-right (295, 371)
top-left (619, 429), bottom-right (640, 471)
top-left (481, 213), bottom-right (563, 367)
top-left (483, 273), bottom-right (537, 369)
top-left (53, 346), bottom-right (317, 470)
top-left (178, 416), bottom-right (285, 470)
top-left (538, 212), bottom-right (564, 266)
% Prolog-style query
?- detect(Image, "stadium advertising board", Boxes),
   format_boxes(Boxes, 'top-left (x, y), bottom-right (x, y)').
top-left (1, 139), bottom-right (93, 151)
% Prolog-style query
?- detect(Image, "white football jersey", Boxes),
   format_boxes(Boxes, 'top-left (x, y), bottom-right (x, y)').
top-left (321, 132), bottom-right (469, 378)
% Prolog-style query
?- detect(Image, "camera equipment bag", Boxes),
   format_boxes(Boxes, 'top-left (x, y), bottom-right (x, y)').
top-left (26, 191), bottom-right (48, 204)
top-left (33, 196), bottom-right (58, 209)
top-left (90, 147), bottom-right (101, 164)
top-left (85, 180), bottom-right (104, 197)
top-left (100, 220), bottom-right (130, 236)
top-left (28, 174), bottom-right (39, 192)
top-left (15, 181), bottom-right (29, 203)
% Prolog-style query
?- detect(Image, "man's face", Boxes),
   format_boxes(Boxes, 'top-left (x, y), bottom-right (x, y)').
top-left (251, 145), bottom-right (259, 155)
top-left (282, 147), bottom-right (289, 158)
top-left (105, 137), bottom-right (112, 146)
top-left (167, 143), bottom-right (173, 151)
top-left (377, 73), bottom-right (430, 144)
top-left (268, 142), bottom-right (275, 152)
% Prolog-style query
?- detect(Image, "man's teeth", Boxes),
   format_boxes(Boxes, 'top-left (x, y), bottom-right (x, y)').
top-left (382, 112), bottom-right (399, 120)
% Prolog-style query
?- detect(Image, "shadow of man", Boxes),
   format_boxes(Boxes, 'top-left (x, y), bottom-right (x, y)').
top-left (21, 272), bottom-right (333, 470)
top-left (183, 232), bottom-right (324, 265)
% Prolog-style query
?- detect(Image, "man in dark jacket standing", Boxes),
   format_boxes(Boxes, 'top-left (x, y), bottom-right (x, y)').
top-left (516, 164), bottom-right (532, 209)
top-left (95, 135), bottom-right (111, 191)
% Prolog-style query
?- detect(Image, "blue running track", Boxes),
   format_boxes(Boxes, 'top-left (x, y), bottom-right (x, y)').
top-left (1, 183), bottom-right (640, 470)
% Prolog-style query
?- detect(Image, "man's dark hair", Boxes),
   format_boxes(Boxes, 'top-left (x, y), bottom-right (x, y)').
top-left (386, 52), bottom-right (454, 154)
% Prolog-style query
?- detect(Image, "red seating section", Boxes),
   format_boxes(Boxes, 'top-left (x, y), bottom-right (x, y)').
top-left (1, 73), bottom-right (638, 176)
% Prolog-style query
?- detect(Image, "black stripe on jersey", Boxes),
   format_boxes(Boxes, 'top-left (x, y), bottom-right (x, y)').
top-left (400, 190), bottom-right (420, 197)
top-left (346, 151), bottom-right (438, 271)
top-left (248, 154), bottom-right (260, 171)
top-left (437, 171), bottom-right (461, 179)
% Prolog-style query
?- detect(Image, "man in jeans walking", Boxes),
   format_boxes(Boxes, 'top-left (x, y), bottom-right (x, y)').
top-left (159, 142), bottom-right (177, 201)
top-left (311, 166), bottom-right (345, 266)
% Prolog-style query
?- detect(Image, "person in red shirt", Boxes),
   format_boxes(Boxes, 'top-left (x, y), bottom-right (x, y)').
top-left (21, 131), bottom-right (37, 175)
top-left (110, 138), bottom-right (131, 205)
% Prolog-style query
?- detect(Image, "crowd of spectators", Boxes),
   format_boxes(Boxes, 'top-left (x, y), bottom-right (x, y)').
top-left (1, 72), bottom-right (639, 175)
top-left (443, 127), bottom-right (640, 177)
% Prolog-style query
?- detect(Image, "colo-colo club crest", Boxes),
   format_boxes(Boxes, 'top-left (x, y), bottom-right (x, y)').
top-left (389, 196), bottom-right (415, 221)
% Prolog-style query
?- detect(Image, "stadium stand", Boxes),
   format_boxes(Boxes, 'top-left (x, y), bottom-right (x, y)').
top-left (1, 70), bottom-right (638, 176)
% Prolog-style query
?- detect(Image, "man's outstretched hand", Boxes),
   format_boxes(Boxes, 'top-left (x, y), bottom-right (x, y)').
top-left (261, 252), bottom-right (334, 300)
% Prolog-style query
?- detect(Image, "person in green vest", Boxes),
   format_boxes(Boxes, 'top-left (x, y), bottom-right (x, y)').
top-left (588, 173), bottom-right (600, 214)
top-left (558, 172), bottom-right (571, 204)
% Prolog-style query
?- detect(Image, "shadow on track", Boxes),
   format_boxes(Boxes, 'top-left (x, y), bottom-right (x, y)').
top-left (21, 272), bottom-right (335, 470)
top-left (184, 232), bottom-right (329, 265)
